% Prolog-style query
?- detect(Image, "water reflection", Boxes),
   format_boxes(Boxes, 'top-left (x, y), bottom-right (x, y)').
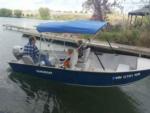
top-left (9, 73), bottom-right (139, 113)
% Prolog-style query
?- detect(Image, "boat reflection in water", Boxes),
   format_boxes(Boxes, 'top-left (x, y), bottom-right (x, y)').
top-left (9, 72), bottom-right (139, 113)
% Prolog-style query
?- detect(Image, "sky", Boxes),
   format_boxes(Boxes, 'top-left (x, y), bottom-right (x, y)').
top-left (0, 0), bottom-right (149, 12)
top-left (0, 0), bottom-right (86, 11)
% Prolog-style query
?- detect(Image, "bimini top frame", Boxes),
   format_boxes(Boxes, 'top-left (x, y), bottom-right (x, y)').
top-left (36, 20), bottom-right (107, 69)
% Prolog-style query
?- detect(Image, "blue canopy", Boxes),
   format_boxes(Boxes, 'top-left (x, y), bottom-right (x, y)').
top-left (36, 20), bottom-right (107, 34)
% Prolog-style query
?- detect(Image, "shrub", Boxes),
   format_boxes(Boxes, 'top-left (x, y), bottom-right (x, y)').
top-left (82, 22), bottom-right (150, 48)
top-left (96, 28), bottom-right (140, 46)
top-left (142, 16), bottom-right (150, 31)
top-left (137, 31), bottom-right (150, 48)
top-left (97, 31), bottom-right (121, 42)
top-left (121, 29), bottom-right (139, 45)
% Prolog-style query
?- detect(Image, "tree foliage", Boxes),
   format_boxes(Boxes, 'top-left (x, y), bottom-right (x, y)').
top-left (83, 0), bottom-right (120, 20)
top-left (0, 8), bottom-right (12, 17)
top-left (38, 7), bottom-right (50, 19)
top-left (14, 10), bottom-right (22, 18)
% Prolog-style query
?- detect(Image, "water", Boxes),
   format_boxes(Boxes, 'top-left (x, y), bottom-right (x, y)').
top-left (0, 17), bottom-right (150, 113)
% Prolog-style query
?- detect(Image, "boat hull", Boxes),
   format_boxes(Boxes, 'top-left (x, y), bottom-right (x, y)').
top-left (9, 62), bottom-right (150, 87)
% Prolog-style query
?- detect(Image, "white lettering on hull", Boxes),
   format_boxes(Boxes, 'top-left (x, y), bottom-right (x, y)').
top-left (36, 70), bottom-right (53, 75)
top-left (112, 72), bottom-right (141, 80)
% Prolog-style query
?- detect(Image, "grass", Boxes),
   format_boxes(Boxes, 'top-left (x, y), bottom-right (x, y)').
top-left (95, 26), bottom-right (150, 47)
top-left (23, 13), bottom-right (91, 20)
top-left (51, 14), bottom-right (90, 20)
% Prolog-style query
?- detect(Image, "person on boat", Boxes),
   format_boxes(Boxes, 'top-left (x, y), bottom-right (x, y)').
top-left (23, 36), bottom-right (52, 66)
top-left (63, 48), bottom-right (73, 68)
top-left (77, 40), bottom-right (88, 58)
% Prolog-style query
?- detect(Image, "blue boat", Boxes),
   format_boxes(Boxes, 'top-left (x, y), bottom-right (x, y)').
top-left (9, 20), bottom-right (150, 87)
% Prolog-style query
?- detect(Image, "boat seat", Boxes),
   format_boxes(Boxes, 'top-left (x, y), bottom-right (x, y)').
top-left (83, 59), bottom-right (91, 71)
top-left (77, 48), bottom-right (91, 70)
top-left (70, 49), bottom-right (78, 69)
top-left (78, 48), bottom-right (91, 63)
top-left (83, 48), bottom-right (91, 62)
top-left (116, 64), bottom-right (130, 72)
top-left (137, 58), bottom-right (150, 69)
top-left (22, 55), bottom-right (34, 65)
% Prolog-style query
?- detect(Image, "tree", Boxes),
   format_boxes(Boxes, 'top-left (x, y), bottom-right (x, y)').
top-left (83, 0), bottom-right (120, 20)
top-left (38, 7), bottom-right (50, 19)
top-left (14, 10), bottom-right (22, 18)
top-left (0, 8), bottom-right (12, 17)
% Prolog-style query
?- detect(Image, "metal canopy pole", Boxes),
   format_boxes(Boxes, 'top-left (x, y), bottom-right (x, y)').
top-left (38, 34), bottom-right (42, 66)
top-left (94, 52), bottom-right (105, 71)
top-left (91, 30), bottom-right (106, 71)
top-left (105, 37), bottom-right (116, 54)
top-left (93, 26), bottom-right (116, 54)
top-left (90, 25), bottom-right (115, 70)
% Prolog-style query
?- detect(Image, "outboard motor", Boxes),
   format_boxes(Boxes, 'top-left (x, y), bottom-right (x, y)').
top-left (12, 46), bottom-right (24, 60)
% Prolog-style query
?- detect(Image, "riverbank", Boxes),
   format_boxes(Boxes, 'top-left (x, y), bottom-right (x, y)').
top-left (0, 11), bottom-right (91, 20)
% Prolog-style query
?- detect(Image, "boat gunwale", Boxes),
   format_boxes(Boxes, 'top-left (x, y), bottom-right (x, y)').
top-left (8, 61), bottom-right (150, 74)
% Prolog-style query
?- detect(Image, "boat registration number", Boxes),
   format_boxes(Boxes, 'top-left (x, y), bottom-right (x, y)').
top-left (112, 72), bottom-right (141, 80)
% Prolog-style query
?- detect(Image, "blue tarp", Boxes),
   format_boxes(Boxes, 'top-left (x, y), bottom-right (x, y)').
top-left (36, 20), bottom-right (107, 34)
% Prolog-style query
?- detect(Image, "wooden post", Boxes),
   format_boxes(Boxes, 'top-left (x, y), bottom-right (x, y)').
top-left (134, 16), bottom-right (137, 24)
top-left (130, 15), bottom-right (133, 25)
top-left (141, 16), bottom-right (143, 25)
top-left (127, 15), bottom-right (130, 25)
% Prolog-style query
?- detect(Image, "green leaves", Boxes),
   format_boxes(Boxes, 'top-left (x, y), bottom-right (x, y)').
top-left (0, 8), bottom-right (12, 17)
top-left (38, 7), bottom-right (50, 20)
top-left (14, 10), bottom-right (22, 18)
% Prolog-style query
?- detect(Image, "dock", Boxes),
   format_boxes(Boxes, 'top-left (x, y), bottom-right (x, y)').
top-left (3, 24), bottom-right (30, 32)
top-left (3, 24), bottom-right (150, 58)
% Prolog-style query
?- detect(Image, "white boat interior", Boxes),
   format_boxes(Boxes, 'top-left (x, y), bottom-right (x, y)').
top-left (90, 53), bottom-right (150, 72)
top-left (12, 46), bottom-right (150, 73)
